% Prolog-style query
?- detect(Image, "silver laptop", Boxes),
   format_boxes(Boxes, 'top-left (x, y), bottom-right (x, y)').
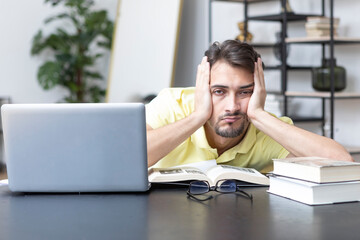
top-left (1, 103), bottom-right (150, 192)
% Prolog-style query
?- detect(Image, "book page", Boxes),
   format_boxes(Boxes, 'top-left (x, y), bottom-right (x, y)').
top-left (148, 167), bottom-right (211, 183)
top-left (205, 165), bottom-right (269, 186)
top-left (273, 157), bottom-right (360, 168)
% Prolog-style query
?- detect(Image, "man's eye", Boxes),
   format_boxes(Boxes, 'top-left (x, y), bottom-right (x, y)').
top-left (213, 89), bottom-right (224, 95)
top-left (239, 90), bottom-right (253, 96)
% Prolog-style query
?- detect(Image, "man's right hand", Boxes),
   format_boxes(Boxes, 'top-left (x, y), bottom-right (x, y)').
top-left (194, 56), bottom-right (212, 124)
top-left (146, 56), bottom-right (213, 167)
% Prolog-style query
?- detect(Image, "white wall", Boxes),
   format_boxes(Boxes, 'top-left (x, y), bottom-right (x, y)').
top-left (107, 0), bottom-right (182, 103)
top-left (173, 0), bottom-right (208, 88)
top-left (0, 0), bottom-right (117, 103)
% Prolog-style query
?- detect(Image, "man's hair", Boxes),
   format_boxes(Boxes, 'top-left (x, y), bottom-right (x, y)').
top-left (204, 40), bottom-right (264, 73)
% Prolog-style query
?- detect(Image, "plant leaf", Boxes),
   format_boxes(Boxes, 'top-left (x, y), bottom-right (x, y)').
top-left (45, 33), bottom-right (72, 52)
top-left (45, 0), bottom-right (62, 7)
top-left (37, 61), bottom-right (63, 89)
top-left (85, 10), bottom-right (107, 30)
top-left (84, 71), bottom-right (103, 80)
top-left (88, 85), bottom-right (105, 103)
top-left (31, 30), bottom-right (45, 55)
top-left (45, 13), bottom-right (71, 24)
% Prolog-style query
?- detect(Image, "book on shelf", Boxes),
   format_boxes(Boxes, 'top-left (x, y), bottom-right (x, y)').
top-left (268, 174), bottom-right (360, 205)
top-left (306, 30), bottom-right (338, 38)
top-left (148, 164), bottom-right (269, 186)
top-left (305, 17), bottom-right (339, 38)
top-left (306, 31), bottom-right (338, 38)
top-left (306, 16), bottom-right (340, 25)
top-left (305, 22), bottom-right (339, 30)
top-left (272, 157), bottom-right (360, 183)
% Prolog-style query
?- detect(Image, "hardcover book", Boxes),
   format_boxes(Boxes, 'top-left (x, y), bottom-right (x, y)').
top-left (306, 16), bottom-right (340, 24)
top-left (272, 157), bottom-right (360, 183)
top-left (268, 174), bottom-right (360, 205)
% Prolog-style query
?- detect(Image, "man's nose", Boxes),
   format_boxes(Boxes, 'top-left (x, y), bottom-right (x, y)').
top-left (226, 94), bottom-right (241, 112)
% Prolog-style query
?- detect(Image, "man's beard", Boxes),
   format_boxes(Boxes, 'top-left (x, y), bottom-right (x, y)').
top-left (214, 111), bottom-right (249, 138)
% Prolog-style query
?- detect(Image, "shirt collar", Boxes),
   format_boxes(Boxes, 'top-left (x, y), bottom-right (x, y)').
top-left (191, 123), bottom-right (257, 163)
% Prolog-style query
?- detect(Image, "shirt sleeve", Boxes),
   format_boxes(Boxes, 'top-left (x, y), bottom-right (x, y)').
top-left (145, 88), bottom-right (191, 129)
top-left (264, 116), bottom-right (293, 159)
top-left (254, 116), bottom-right (294, 173)
top-left (278, 116), bottom-right (294, 158)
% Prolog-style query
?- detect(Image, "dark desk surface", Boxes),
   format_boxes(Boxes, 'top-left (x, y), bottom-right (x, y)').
top-left (1, 184), bottom-right (360, 240)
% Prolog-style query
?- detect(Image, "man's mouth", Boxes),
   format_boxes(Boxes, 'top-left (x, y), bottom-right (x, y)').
top-left (222, 116), bottom-right (241, 123)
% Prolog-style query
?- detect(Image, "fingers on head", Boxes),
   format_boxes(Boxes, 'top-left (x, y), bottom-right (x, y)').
top-left (198, 60), bottom-right (209, 73)
top-left (254, 62), bottom-right (259, 76)
top-left (257, 58), bottom-right (264, 74)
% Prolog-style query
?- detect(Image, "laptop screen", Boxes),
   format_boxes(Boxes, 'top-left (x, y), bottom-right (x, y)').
top-left (1, 103), bottom-right (149, 192)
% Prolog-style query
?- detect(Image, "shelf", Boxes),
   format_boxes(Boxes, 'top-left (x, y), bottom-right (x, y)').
top-left (265, 65), bottom-right (281, 70)
top-left (287, 66), bottom-right (313, 71)
top-left (248, 13), bottom-right (321, 22)
top-left (286, 37), bottom-right (360, 44)
top-left (267, 91), bottom-right (282, 95)
top-left (251, 43), bottom-right (276, 48)
top-left (346, 146), bottom-right (360, 155)
top-left (264, 65), bottom-right (314, 71)
top-left (290, 116), bottom-right (323, 123)
top-left (263, 65), bottom-right (314, 71)
top-left (285, 91), bottom-right (360, 99)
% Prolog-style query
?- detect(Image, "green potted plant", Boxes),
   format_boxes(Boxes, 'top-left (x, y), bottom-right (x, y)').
top-left (31, 0), bottom-right (114, 103)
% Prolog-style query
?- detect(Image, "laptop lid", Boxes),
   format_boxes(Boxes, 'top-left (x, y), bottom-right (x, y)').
top-left (1, 103), bottom-right (150, 192)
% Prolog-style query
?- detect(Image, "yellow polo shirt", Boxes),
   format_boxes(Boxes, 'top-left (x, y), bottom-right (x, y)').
top-left (146, 87), bottom-right (292, 173)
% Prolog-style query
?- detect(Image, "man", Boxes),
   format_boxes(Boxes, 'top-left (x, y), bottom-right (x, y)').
top-left (145, 40), bottom-right (353, 173)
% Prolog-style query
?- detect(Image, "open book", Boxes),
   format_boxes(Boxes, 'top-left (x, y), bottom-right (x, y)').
top-left (148, 164), bottom-right (269, 186)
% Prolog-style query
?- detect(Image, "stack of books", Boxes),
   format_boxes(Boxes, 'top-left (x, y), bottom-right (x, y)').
top-left (305, 17), bottom-right (340, 38)
top-left (268, 157), bottom-right (360, 205)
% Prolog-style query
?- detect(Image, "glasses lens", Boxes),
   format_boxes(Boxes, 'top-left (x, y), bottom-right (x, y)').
top-left (189, 181), bottom-right (209, 194)
top-left (217, 180), bottom-right (237, 193)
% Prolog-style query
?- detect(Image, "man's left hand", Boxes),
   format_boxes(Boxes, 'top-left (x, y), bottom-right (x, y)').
top-left (247, 58), bottom-right (267, 121)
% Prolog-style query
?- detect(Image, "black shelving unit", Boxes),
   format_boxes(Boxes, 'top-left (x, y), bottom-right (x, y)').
top-left (209, 0), bottom-right (360, 153)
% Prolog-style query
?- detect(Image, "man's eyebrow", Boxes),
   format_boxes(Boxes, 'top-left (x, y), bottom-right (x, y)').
top-left (210, 83), bottom-right (254, 89)
top-left (210, 84), bottom-right (228, 89)
top-left (239, 83), bottom-right (255, 89)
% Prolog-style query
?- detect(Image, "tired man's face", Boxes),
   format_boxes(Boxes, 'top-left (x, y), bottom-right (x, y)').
top-left (207, 60), bottom-right (254, 138)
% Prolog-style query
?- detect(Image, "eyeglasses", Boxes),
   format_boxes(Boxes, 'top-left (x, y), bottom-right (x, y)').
top-left (187, 179), bottom-right (253, 202)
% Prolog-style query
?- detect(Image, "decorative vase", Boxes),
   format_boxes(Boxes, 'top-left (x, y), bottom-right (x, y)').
top-left (235, 21), bottom-right (253, 43)
top-left (312, 58), bottom-right (346, 92)
top-left (281, 0), bottom-right (294, 14)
